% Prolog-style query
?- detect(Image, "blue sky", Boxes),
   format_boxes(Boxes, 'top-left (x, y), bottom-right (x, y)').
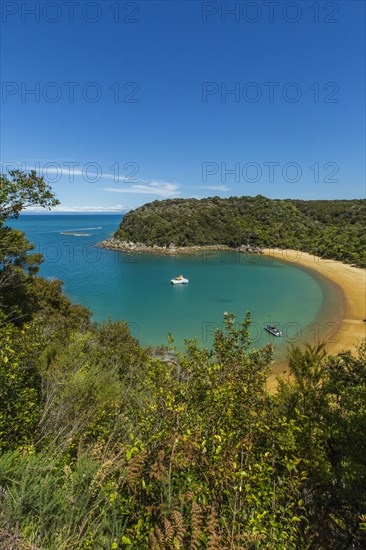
top-left (1, 0), bottom-right (365, 211)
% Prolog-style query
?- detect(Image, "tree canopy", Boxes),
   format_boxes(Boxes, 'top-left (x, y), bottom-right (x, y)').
top-left (0, 170), bottom-right (61, 323)
top-left (114, 196), bottom-right (366, 266)
top-left (0, 169), bottom-right (59, 223)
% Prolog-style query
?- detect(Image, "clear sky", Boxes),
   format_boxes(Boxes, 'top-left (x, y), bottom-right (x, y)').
top-left (1, 0), bottom-right (365, 211)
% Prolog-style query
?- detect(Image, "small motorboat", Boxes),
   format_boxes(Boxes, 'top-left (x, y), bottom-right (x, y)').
top-left (264, 324), bottom-right (282, 337)
top-left (171, 275), bottom-right (189, 285)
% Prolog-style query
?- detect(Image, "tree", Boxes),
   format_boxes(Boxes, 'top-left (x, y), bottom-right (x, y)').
top-left (0, 169), bottom-right (59, 223)
top-left (0, 170), bottom-right (59, 322)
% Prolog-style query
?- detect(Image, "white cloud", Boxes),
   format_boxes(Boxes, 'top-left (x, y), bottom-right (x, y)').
top-left (104, 181), bottom-right (181, 198)
top-left (191, 185), bottom-right (230, 191)
top-left (10, 164), bottom-right (181, 197)
top-left (21, 166), bottom-right (133, 183)
top-left (203, 185), bottom-right (229, 191)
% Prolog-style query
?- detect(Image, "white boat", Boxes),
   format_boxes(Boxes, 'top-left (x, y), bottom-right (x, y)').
top-left (171, 275), bottom-right (189, 285)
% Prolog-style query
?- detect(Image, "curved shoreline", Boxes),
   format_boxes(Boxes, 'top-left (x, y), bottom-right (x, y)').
top-left (263, 249), bottom-right (366, 358)
top-left (100, 238), bottom-right (365, 371)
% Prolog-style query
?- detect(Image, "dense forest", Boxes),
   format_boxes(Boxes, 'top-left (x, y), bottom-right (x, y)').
top-left (114, 196), bottom-right (366, 267)
top-left (1, 172), bottom-right (366, 549)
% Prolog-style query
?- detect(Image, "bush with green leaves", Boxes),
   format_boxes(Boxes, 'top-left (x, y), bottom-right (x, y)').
top-left (0, 314), bottom-right (309, 549)
top-left (276, 342), bottom-right (366, 549)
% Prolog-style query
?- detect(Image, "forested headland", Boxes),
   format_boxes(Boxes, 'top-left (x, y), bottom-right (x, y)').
top-left (1, 172), bottom-right (366, 549)
top-left (112, 196), bottom-right (366, 267)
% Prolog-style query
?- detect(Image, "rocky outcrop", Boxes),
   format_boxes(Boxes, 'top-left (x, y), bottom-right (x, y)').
top-left (237, 244), bottom-right (263, 254)
top-left (98, 238), bottom-right (263, 256)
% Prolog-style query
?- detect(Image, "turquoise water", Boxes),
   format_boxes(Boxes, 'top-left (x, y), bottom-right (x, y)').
top-left (9, 214), bottom-right (336, 356)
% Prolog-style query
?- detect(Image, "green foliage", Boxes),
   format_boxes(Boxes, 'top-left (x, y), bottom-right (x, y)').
top-left (0, 314), bottom-right (308, 549)
top-left (0, 449), bottom-right (130, 550)
top-left (37, 323), bottom-right (144, 450)
top-left (0, 320), bottom-right (42, 453)
top-left (0, 169), bottom-right (59, 223)
top-left (0, 170), bottom-right (61, 323)
top-left (277, 342), bottom-right (366, 548)
top-left (1, 304), bottom-right (365, 548)
top-left (1, 274), bottom-right (91, 328)
top-left (114, 195), bottom-right (366, 266)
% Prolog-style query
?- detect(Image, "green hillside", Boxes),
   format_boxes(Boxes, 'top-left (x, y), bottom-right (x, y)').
top-left (114, 196), bottom-right (366, 266)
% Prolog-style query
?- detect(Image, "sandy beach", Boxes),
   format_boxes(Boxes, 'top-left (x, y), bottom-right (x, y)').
top-left (263, 249), bottom-right (366, 386)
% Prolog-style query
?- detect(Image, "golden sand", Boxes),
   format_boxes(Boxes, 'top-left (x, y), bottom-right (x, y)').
top-left (263, 249), bottom-right (366, 387)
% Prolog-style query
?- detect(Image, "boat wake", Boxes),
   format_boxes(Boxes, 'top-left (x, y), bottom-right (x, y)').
top-left (65, 226), bottom-right (102, 231)
top-left (59, 226), bottom-right (102, 234)
top-left (60, 232), bottom-right (92, 236)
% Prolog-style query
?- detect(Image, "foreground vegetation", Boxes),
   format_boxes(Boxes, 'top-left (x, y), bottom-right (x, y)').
top-left (115, 196), bottom-right (366, 267)
top-left (1, 172), bottom-right (366, 549)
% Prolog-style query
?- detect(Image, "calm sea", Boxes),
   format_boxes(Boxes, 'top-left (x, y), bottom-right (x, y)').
top-left (9, 214), bottom-right (342, 358)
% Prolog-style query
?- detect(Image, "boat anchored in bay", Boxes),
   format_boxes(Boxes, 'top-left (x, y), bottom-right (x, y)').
top-left (264, 325), bottom-right (283, 337)
top-left (171, 275), bottom-right (189, 285)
